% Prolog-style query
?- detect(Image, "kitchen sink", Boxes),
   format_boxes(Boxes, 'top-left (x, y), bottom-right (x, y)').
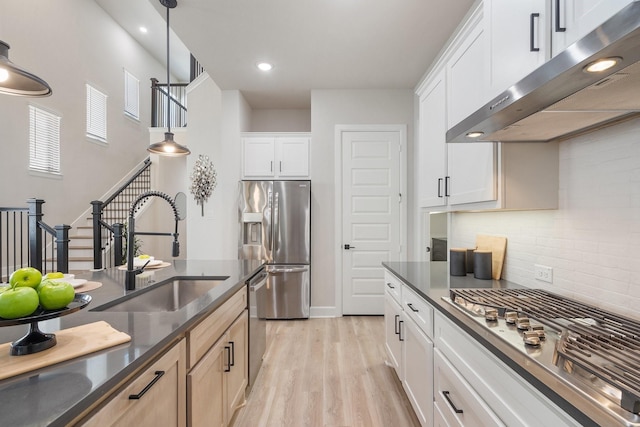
top-left (92, 278), bottom-right (229, 312)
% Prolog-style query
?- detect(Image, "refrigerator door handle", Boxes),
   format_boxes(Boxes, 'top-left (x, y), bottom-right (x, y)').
top-left (272, 191), bottom-right (280, 254)
top-left (266, 266), bottom-right (309, 274)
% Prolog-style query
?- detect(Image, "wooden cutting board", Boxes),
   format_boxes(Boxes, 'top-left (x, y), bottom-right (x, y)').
top-left (476, 234), bottom-right (507, 280)
top-left (0, 321), bottom-right (131, 381)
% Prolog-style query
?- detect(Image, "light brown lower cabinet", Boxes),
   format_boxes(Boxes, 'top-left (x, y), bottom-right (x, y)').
top-left (78, 286), bottom-right (249, 427)
top-left (187, 311), bottom-right (248, 427)
top-left (80, 338), bottom-right (187, 427)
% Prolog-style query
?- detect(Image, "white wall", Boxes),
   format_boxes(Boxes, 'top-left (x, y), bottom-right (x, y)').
top-left (311, 89), bottom-right (414, 315)
top-left (0, 0), bottom-right (168, 226)
top-left (250, 109), bottom-right (311, 132)
top-left (449, 117), bottom-right (640, 319)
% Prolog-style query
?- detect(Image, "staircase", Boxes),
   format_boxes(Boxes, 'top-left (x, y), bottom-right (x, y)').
top-left (66, 158), bottom-right (152, 273)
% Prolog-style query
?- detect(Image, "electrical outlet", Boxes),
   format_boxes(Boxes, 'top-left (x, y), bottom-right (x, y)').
top-left (534, 264), bottom-right (553, 283)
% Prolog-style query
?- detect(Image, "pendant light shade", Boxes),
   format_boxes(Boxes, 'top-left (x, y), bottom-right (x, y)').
top-left (148, 131), bottom-right (191, 156)
top-left (0, 41), bottom-right (51, 97)
top-left (148, 0), bottom-right (190, 157)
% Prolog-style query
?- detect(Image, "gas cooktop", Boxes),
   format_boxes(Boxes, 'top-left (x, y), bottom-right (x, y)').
top-left (444, 288), bottom-right (640, 427)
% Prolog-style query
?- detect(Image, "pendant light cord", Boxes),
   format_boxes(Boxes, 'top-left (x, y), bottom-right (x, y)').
top-left (166, 4), bottom-right (171, 134)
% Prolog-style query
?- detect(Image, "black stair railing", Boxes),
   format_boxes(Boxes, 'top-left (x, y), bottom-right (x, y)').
top-left (151, 78), bottom-right (188, 128)
top-left (91, 158), bottom-right (152, 270)
top-left (0, 199), bottom-right (69, 282)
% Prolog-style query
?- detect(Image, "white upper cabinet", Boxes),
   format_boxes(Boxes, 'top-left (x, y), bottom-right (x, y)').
top-left (551, 0), bottom-right (634, 56)
top-left (446, 10), bottom-right (487, 130)
top-left (417, 68), bottom-right (448, 209)
top-left (242, 133), bottom-right (310, 179)
top-left (486, 0), bottom-right (550, 100)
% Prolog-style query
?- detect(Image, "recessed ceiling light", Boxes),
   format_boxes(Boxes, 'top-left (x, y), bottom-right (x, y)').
top-left (583, 57), bottom-right (621, 73)
top-left (139, 26), bottom-right (148, 34)
top-left (256, 62), bottom-right (273, 71)
top-left (466, 131), bottom-right (484, 138)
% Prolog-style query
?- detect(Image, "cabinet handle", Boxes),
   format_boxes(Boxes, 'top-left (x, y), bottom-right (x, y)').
top-left (445, 176), bottom-right (451, 197)
top-left (555, 0), bottom-right (566, 32)
top-left (530, 13), bottom-right (540, 52)
top-left (407, 303), bottom-right (419, 313)
top-left (229, 341), bottom-right (235, 367)
top-left (398, 320), bottom-right (404, 341)
top-left (394, 314), bottom-right (400, 335)
top-left (386, 282), bottom-right (395, 289)
top-left (442, 391), bottom-right (464, 414)
top-left (270, 161), bottom-right (273, 172)
top-left (224, 346), bottom-right (231, 372)
top-left (279, 161), bottom-right (282, 172)
top-left (128, 371), bottom-right (165, 400)
top-left (437, 178), bottom-right (443, 198)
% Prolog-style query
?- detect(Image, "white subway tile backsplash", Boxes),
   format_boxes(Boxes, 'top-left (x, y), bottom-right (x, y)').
top-left (450, 117), bottom-right (640, 319)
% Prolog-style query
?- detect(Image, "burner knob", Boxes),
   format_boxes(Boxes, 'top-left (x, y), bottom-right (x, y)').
top-left (505, 311), bottom-right (518, 325)
top-left (517, 317), bottom-right (531, 330)
top-left (523, 330), bottom-right (541, 346)
top-left (530, 324), bottom-right (546, 340)
top-left (484, 308), bottom-right (498, 322)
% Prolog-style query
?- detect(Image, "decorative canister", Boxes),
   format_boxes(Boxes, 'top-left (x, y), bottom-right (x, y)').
top-left (450, 248), bottom-right (467, 276)
top-left (466, 248), bottom-right (475, 273)
top-left (473, 250), bottom-right (492, 280)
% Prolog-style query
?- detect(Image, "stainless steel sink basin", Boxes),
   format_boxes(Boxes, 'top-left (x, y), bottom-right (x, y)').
top-left (92, 278), bottom-right (228, 312)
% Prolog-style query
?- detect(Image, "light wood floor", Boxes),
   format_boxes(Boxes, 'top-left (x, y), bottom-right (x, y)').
top-left (232, 316), bottom-right (421, 427)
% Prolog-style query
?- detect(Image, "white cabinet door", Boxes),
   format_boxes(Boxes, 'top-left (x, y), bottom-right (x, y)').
top-left (276, 137), bottom-right (309, 177)
top-left (243, 137), bottom-right (275, 177)
top-left (403, 314), bottom-right (434, 427)
top-left (486, 0), bottom-right (549, 99)
top-left (243, 135), bottom-right (310, 178)
top-left (384, 293), bottom-right (403, 378)
top-left (417, 68), bottom-right (447, 209)
top-left (447, 14), bottom-right (486, 130)
top-left (446, 142), bottom-right (497, 206)
top-left (551, 0), bottom-right (633, 56)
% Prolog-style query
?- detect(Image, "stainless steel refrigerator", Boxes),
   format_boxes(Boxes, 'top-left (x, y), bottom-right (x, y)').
top-left (239, 180), bottom-right (311, 319)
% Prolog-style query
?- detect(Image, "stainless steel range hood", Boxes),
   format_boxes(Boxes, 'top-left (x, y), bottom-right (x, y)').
top-left (447, 1), bottom-right (640, 144)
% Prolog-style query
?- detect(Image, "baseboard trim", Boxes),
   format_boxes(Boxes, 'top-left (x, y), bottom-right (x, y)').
top-left (310, 306), bottom-right (339, 318)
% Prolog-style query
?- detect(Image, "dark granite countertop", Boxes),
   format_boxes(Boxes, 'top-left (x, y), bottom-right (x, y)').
top-left (383, 261), bottom-right (599, 427)
top-left (0, 259), bottom-right (263, 427)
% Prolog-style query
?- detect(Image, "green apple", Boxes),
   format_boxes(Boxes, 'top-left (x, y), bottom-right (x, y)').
top-left (9, 267), bottom-right (43, 289)
top-left (45, 271), bottom-right (65, 279)
top-left (38, 281), bottom-right (75, 310)
top-left (0, 285), bottom-right (9, 294)
top-left (0, 286), bottom-right (39, 319)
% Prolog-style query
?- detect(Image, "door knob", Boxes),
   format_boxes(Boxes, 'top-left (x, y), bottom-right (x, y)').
top-left (344, 244), bottom-right (356, 250)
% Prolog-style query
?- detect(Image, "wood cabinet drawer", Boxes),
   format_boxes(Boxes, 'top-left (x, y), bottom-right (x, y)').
top-left (434, 349), bottom-right (505, 427)
top-left (402, 285), bottom-right (433, 339)
top-left (81, 339), bottom-right (186, 427)
top-left (384, 270), bottom-right (402, 304)
top-left (187, 287), bottom-right (247, 369)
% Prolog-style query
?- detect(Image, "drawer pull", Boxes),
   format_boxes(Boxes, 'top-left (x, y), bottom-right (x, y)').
top-left (128, 371), bottom-right (165, 400)
top-left (394, 314), bottom-right (400, 335)
top-left (386, 282), bottom-right (395, 289)
top-left (229, 341), bottom-right (235, 367)
top-left (407, 303), bottom-right (419, 313)
top-left (442, 390), bottom-right (464, 414)
top-left (224, 346), bottom-right (232, 372)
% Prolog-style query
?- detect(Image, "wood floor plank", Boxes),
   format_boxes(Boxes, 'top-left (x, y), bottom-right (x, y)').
top-left (232, 316), bottom-right (421, 427)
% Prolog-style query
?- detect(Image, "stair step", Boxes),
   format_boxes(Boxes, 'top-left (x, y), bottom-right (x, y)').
top-left (69, 235), bottom-right (92, 240)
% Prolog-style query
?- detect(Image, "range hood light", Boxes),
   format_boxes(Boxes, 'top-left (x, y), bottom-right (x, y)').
top-left (583, 57), bottom-right (622, 73)
top-left (466, 131), bottom-right (484, 138)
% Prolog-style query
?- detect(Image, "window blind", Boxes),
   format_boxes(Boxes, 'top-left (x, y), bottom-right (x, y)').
top-left (86, 84), bottom-right (107, 142)
top-left (124, 69), bottom-right (139, 120)
top-left (29, 105), bottom-right (61, 174)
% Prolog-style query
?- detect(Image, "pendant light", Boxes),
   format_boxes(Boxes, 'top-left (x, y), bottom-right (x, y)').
top-left (0, 41), bottom-right (51, 97)
top-left (148, 0), bottom-right (190, 157)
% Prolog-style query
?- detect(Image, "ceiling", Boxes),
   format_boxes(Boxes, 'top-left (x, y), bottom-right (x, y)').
top-left (95, 0), bottom-right (475, 109)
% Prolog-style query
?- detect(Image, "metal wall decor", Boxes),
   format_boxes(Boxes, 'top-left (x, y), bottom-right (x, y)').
top-left (189, 154), bottom-right (217, 216)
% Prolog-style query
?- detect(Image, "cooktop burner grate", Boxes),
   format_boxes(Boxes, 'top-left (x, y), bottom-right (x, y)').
top-left (449, 288), bottom-right (640, 414)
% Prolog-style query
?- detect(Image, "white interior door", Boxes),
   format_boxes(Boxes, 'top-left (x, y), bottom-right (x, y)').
top-left (341, 129), bottom-right (403, 315)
